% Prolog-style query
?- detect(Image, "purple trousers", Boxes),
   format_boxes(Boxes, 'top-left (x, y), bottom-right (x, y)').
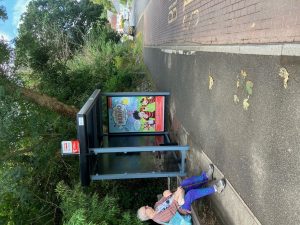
top-left (180, 171), bottom-right (216, 211)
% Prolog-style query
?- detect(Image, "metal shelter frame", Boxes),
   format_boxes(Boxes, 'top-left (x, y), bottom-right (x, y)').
top-left (77, 89), bottom-right (189, 186)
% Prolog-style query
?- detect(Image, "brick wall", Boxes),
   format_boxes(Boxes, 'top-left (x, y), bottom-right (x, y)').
top-left (144, 0), bottom-right (300, 45)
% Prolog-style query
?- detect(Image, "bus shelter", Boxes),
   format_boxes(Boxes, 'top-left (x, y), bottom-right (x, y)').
top-left (71, 89), bottom-right (189, 186)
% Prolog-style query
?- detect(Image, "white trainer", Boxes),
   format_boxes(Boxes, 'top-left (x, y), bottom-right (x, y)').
top-left (206, 164), bottom-right (214, 180)
top-left (214, 178), bottom-right (226, 193)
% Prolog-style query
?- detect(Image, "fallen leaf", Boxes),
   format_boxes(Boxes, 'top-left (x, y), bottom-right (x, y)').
top-left (234, 95), bottom-right (239, 104)
top-left (236, 80), bottom-right (240, 88)
top-left (279, 67), bottom-right (289, 89)
top-left (241, 70), bottom-right (247, 79)
top-left (246, 80), bottom-right (254, 95)
top-left (243, 98), bottom-right (250, 110)
top-left (209, 75), bottom-right (214, 90)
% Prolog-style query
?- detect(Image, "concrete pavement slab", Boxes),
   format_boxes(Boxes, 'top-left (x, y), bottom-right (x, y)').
top-left (146, 44), bottom-right (300, 56)
top-left (144, 47), bottom-right (300, 225)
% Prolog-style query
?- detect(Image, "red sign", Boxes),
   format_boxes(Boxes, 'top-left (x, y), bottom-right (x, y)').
top-left (154, 96), bottom-right (164, 132)
top-left (61, 140), bottom-right (80, 154)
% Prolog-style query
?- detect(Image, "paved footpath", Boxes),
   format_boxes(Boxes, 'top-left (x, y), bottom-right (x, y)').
top-left (144, 0), bottom-right (300, 46)
top-left (138, 1), bottom-right (300, 225)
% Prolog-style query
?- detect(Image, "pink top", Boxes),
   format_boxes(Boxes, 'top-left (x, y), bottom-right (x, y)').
top-left (152, 195), bottom-right (189, 224)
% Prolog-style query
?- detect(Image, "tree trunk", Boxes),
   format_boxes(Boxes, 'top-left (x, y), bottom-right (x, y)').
top-left (1, 77), bottom-right (78, 118)
top-left (20, 87), bottom-right (78, 118)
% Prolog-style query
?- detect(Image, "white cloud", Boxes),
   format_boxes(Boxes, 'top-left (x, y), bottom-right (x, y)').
top-left (0, 31), bottom-right (11, 41)
top-left (13, 0), bottom-right (31, 28)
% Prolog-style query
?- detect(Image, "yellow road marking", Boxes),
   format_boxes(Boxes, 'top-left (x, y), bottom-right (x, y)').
top-left (183, 0), bottom-right (195, 7)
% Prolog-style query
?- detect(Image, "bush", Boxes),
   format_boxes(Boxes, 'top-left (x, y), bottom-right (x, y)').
top-left (65, 25), bottom-right (145, 107)
top-left (56, 181), bottom-right (143, 225)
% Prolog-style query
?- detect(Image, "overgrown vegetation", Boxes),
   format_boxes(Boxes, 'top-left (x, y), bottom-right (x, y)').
top-left (91, 0), bottom-right (116, 13)
top-left (56, 182), bottom-right (143, 225)
top-left (0, 0), bottom-right (163, 224)
top-left (119, 0), bottom-right (133, 6)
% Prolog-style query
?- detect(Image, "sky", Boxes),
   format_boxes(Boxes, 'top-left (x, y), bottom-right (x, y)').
top-left (0, 0), bottom-right (31, 42)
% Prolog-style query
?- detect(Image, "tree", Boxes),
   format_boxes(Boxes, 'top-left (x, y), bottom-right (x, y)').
top-left (0, 5), bottom-right (7, 21)
top-left (92, 0), bottom-right (116, 13)
top-left (1, 77), bottom-right (78, 118)
top-left (0, 1), bottom-right (154, 224)
top-left (0, 41), bottom-right (10, 68)
top-left (14, 0), bottom-right (109, 103)
top-left (16, 0), bottom-right (106, 66)
top-left (0, 86), bottom-right (78, 224)
top-left (0, 5), bottom-right (10, 75)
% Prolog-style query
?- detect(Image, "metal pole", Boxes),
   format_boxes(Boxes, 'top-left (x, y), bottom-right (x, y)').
top-left (77, 114), bottom-right (90, 186)
top-left (90, 145), bottom-right (189, 153)
top-left (102, 92), bottom-right (170, 97)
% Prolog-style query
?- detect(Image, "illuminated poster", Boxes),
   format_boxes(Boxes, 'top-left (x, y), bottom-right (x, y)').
top-left (108, 96), bottom-right (165, 133)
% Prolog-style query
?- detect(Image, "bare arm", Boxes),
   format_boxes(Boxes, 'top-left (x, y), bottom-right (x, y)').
top-left (172, 187), bottom-right (185, 206)
top-left (163, 190), bottom-right (172, 198)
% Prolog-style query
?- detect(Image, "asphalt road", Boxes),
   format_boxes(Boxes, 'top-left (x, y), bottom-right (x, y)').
top-left (144, 47), bottom-right (300, 225)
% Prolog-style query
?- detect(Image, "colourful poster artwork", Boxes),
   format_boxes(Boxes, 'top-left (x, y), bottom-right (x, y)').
top-left (108, 96), bottom-right (165, 133)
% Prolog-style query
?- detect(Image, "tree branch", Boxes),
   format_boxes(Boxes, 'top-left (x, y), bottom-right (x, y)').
top-left (1, 76), bottom-right (79, 118)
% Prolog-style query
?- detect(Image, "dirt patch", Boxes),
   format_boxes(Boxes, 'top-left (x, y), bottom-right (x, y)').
top-left (196, 199), bottom-right (223, 225)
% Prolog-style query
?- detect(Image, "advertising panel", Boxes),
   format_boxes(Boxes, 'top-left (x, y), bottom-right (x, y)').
top-left (108, 96), bottom-right (165, 133)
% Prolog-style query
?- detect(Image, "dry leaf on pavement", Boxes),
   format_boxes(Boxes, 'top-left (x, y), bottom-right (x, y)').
top-left (279, 67), bottom-right (289, 89)
top-left (246, 80), bottom-right (254, 95)
top-left (209, 75), bottom-right (214, 90)
top-left (234, 95), bottom-right (239, 104)
top-left (243, 98), bottom-right (250, 110)
top-left (241, 70), bottom-right (247, 79)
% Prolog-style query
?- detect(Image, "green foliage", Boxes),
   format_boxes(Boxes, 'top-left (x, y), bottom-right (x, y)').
top-left (0, 41), bottom-right (10, 65)
top-left (0, 5), bottom-right (7, 21)
top-left (63, 25), bottom-right (144, 106)
top-left (0, 86), bottom-right (78, 224)
top-left (1, 0), bottom-right (161, 224)
top-left (119, 0), bottom-right (133, 6)
top-left (64, 209), bottom-right (96, 225)
top-left (120, 0), bottom-right (127, 5)
top-left (56, 182), bottom-right (143, 225)
top-left (246, 80), bottom-right (254, 95)
top-left (14, 0), bottom-right (144, 107)
top-left (92, 0), bottom-right (116, 13)
top-left (85, 178), bottom-right (166, 224)
top-left (18, 0), bottom-right (105, 51)
top-left (119, 0), bottom-right (132, 6)
top-left (15, 0), bottom-right (106, 81)
top-left (15, 0), bottom-right (122, 106)
top-left (0, 2), bottom-right (10, 73)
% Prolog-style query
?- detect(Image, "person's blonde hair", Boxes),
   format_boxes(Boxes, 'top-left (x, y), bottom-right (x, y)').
top-left (137, 207), bottom-right (150, 221)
